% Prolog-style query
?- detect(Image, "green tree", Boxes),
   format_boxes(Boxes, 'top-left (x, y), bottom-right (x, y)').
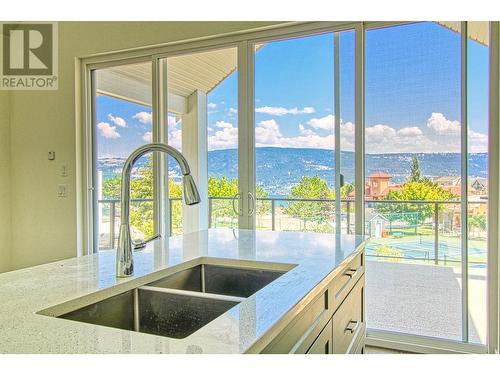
top-left (207, 177), bottom-right (268, 224)
top-left (208, 176), bottom-right (238, 197)
top-left (374, 245), bottom-right (403, 263)
top-left (340, 182), bottom-right (354, 199)
top-left (468, 214), bottom-right (487, 237)
top-left (407, 156), bottom-right (430, 184)
top-left (408, 156), bottom-right (422, 183)
top-left (378, 181), bottom-right (456, 230)
top-left (375, 156), bottom-right (454, 232)
top-left (284, 176), bottom-right (334, 227)
top-left (102, 157), bottom-right (182, 238)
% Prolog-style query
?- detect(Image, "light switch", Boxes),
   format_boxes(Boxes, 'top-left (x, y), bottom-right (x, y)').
top-left (48, 151), bottom-right (56, 161)
top-left (60, 163), bottom-right (68, 177)
top-left (58, 184), bottom-right (67, 198)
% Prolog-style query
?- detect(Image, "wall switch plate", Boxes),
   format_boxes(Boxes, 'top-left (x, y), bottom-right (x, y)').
top-left (60, 163), bottom-right (68, 177)
top-left (58, 184), bottom-right (67, 198)
top-left (48, 151), bottom-right (56, 161)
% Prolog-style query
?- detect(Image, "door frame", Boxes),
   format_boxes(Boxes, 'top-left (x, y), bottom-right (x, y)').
top-left (239, 22), bottom-right (364, 230)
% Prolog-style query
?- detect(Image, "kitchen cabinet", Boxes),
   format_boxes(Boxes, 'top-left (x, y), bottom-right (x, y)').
top-left (262, 249), bottom-right (365, 354)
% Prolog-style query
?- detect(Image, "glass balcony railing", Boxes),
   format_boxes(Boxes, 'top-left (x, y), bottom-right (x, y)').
top-left (96, 197), bottom-right (487, 265)
top-left (96, 196), bottom-right (487, 344)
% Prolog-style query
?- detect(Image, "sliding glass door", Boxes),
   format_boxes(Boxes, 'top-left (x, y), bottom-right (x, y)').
top-left (86, 21), bottom-right (492, 351)
top-left (90, 47), bottom-right (241, 249)
top-left (363, 21), bottom-right (489, 346)
top-left (92, 61), bottom-right (154, 251)
top-left (160, 46), bottom-right (240, 236)
top-left (249, 29), bottom-right (356, 234)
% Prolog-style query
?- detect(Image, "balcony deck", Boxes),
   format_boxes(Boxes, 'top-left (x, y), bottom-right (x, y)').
top-left (366, 260), bottom-right (486, 344)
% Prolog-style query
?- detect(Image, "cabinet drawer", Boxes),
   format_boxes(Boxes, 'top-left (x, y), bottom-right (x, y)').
top-left (306, 319), bottom-right (333, 354)
top-left (331, 251), bottom-right (364, 312)
top-left (332, 275), bottom-right (364, 354)
top-left (262, 290), bottom-right (329, 354)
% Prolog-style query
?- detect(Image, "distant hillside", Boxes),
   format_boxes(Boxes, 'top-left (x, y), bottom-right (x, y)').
top-left (98, 147), bottom-right (487, 196)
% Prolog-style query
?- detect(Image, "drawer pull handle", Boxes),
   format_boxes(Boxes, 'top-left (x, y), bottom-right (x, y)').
top-left (344, 268), bottom-right (358, 278)
top-left (337, 267), bottom-right (360, 297)
top-left (345, 320), bottom-right (359, 334)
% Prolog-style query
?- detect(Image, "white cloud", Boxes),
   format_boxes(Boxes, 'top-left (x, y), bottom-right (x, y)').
top-left (168, 114), bottom-right (179, 127)
top-left (215, 121), bottom-right (234, 129)
top-left (365, 123), bottom-right (430, 153)
top-left (255, 106), bottom-right (316, 116)
top-left (97, 122), bottom-right (120, 139)
top-left (307, 115), bottom-right (335, 131)
top-left (365, 124), bottom-right (397, 142)
top-left (258, 113), bottom-right (485, 153)
top-left (191, 111), bottom-right (489, 154)
top-left (426, 112), bottom-right (460, 135)
top-left (228, 107), bottom-right (238, 115)
top-left (206, 118), bottom-right (349, 151)
top-left (299, 124), bottom-right (315, 136)
top-left (133, 111), bottom-right (152, 125)
top-left (364, 113), bottom-right (487, 153)
top-left (469, 130), bottom-right (488, 153)
top-left (168, 115), bottom-right (182, 150)
top-left (108, 113), bottom-right (127, 128)
top-left (142, 131), bottom-right (152, 142)
top-left (255, 119), bottom-right (283, 144)
top-left (208, 121), bottom-right (238, 150)
top-left (301, 107), bottom-right (315, 114)
top-left (396, 126), bottom-right (423, 137)
top-left (207, 102), bottom-right (217, 109)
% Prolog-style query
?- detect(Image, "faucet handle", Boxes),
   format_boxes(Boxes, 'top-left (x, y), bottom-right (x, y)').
top-left (133, 233), bottom-right (161, 250)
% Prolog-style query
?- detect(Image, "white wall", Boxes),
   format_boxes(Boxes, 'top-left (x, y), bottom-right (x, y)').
top-left (0, 91), bottom-right (12, 272)
top-left (6, 21), bottom-right (282, 270)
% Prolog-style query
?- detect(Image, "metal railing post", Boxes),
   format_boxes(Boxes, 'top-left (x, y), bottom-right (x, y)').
top-left (208, 198), bottom-right (213, 228)
top-left (346, 200), bottom-right (351, 234)
top-left (434, 202), bottom-right (439, 265)
top-left (169, 198), bottom-right (173, 236)
top-left (109, 201), bottom-right (116, 249)
top-left (271, 199), bottom-right (276, 231)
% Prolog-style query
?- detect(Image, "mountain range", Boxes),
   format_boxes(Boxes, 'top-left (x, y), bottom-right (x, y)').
top-left (98, 147), bottom-right (488, 196)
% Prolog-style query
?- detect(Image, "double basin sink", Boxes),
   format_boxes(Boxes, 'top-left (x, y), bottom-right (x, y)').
top-left (46, 261), bottom-right (292, 339)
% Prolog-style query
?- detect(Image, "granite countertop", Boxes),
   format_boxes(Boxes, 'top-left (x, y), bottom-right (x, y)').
top-left (0, 229), bottom-right (367, 353)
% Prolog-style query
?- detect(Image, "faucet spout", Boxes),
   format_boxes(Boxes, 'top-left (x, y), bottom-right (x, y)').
top-left (116, 143), bottom-right (200, 278)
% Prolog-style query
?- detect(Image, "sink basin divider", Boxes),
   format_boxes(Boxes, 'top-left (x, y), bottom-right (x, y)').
top-left (133, 289), bottom-right (140, 332)
top-left (137, 285), bottom-right (246, 304)
top-left (201, 264), bottom-right (206, 293)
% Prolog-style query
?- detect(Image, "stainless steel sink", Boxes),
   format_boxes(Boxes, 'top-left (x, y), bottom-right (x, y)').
top-left (148, 263), bottom-right (287, 298)
top-left (59, 287), bottom-right (238, 339)
top-left (51, 261), bottom-right (291, 339)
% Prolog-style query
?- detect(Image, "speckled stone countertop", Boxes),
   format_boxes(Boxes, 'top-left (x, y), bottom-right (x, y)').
top-left (0, 229), bottom-right (367, 353)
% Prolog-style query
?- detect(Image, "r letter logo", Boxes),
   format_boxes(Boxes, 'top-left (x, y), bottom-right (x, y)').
top-left (0, 22), bottom-right (58, 90)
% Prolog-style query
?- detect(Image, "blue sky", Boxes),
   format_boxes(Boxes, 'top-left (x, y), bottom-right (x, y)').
top-left (95, 22), bottom-right (489, 158)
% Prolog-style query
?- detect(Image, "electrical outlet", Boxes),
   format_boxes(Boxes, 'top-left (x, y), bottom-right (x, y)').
top-left (57, 184), bottom-right (67, 198)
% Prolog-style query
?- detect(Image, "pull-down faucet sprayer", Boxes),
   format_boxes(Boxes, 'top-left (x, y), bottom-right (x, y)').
top-left (116, 143), bottom-right (200, 278)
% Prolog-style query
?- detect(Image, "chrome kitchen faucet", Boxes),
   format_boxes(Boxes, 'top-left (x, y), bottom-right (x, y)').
top-left (116, 143), bottom-right (200, 277)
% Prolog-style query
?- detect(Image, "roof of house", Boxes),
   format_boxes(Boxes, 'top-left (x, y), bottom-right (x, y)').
top-left (366, 211), bottom-right (389, 222)
top-left (369, 172), bottom-right (392, 179)
top-left (94, 44), bottom-right (264, 112)
top-left (432, 176), bottom-right (461, 186)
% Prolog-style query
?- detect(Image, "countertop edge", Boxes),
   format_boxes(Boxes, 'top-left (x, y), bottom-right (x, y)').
top-left (243, 238), bottom-right (368, 353)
